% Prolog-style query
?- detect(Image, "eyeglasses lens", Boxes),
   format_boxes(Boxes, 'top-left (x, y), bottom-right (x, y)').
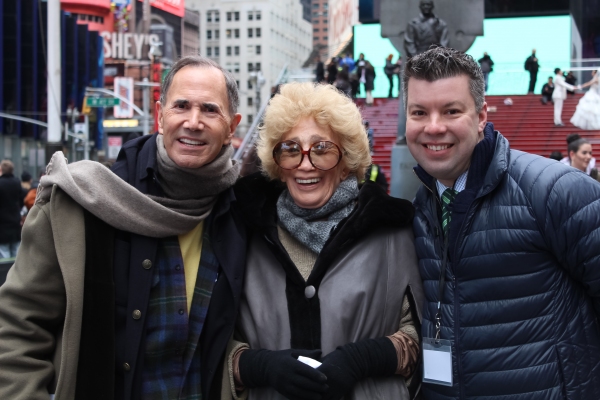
top-left (274, 141), bottom-right (341, 170)
top-left (310, 142), bottom-right (341, 170)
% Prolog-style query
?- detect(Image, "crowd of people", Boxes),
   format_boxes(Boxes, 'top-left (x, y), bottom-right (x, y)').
top-left (315, 52), bottom-right (402, 104)
top-left (0, 47), bottom-right (599, 400)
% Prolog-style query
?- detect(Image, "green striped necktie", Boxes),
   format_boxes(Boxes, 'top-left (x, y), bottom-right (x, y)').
top-left (441, 188), bottom-right (458, 236)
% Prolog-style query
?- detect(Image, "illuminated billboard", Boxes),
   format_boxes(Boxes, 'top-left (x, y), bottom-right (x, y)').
top-left (353, 15), bottom-right (574, 97)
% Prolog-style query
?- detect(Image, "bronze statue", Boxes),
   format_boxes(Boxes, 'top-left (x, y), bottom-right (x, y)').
top-left (404, 0), bottom-right (449, 58)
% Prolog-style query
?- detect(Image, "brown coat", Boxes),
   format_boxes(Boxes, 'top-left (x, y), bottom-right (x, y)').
top-left (0, 186), bottom-right (86, 400)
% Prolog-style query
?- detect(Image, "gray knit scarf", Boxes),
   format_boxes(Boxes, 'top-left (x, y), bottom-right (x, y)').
top-left (276, 175), bottom-right (359, 254)
top-left (37, 136), bottom-right (240, 238)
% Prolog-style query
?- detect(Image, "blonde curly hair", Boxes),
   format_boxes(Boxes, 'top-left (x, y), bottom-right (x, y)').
top-left (257, 82), bottom-right (371, 180)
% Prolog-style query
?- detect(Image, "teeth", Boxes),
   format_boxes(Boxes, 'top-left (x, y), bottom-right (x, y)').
top-left (180, 138), bottom-right (204, 145)
top-left (296, 178), bottom-right (320, 184)
top-left (427, 144), bottom-right (449, 151)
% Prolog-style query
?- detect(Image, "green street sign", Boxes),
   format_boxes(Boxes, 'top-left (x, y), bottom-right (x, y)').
top-left (86, 97), bottom-right (121, 107)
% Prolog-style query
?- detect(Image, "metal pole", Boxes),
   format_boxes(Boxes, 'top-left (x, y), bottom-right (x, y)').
top-left (142, 78), bottom-right (150, 136)
top-left (83, 114), bottom-right (90, 160)
top-left (47, 0), bottom-right (61, 143)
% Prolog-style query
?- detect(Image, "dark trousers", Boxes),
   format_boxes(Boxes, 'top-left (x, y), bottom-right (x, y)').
top-left (386, 74), bottom-right (394, 98)
top-left (528, 71), bottom-right (537, 93)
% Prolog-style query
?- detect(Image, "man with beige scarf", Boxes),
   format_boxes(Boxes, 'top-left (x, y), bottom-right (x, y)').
top-left (0, 56), bottom-right (246, 400)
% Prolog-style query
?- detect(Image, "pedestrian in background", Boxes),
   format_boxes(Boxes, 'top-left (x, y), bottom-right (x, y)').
top-left (477, 52), bottom-right (494, 93)
top-left (540, 76), bottom-right (554, 105)
top-left (552, 67), bottom-right (580, 126)
top-left (363, 60), bottom-right (376, 106)
top-left (524, 49), bottom-right (539, 93)
top-left (384, 54), bottom-right (397, 98)
top-left (0, 160), bottom-right (23, 259)
top-left (326, 57), bottom-right (338, 85)
top-left (315, 54), bottom-right (325, 83)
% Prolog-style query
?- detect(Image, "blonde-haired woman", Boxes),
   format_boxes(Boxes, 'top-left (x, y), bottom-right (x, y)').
top-left (228, 82), bottom-right (423, 400)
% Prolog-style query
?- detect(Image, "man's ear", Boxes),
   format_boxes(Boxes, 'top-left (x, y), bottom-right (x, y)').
top-left (225, 113), bottom-right (242, 144)
top-left (478, 102), bottom-right (488, 137)
top-left (156, 101), bottom-right (164, 134)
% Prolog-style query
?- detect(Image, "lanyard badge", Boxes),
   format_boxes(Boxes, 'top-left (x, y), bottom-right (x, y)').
top-left (422, 192), bottom-right (454, 387)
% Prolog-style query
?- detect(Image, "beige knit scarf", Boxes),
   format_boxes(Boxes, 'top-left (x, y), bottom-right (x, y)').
top-left (37, 138), bottom-right (240, 238)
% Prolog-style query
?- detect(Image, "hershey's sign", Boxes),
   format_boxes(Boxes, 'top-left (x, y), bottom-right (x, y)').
top-left (101, 32), bottom-right (162, 60)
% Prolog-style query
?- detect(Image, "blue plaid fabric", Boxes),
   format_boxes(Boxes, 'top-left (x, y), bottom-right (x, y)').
top-left (142, 224), bottom-right (219, 400)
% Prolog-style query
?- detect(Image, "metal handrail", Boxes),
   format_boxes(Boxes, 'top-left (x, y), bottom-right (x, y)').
top-left (233, 64), bottom-right (289, 161)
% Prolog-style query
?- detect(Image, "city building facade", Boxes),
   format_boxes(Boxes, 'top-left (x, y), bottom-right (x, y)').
top-left (188, 0), bottom-right (312, 137)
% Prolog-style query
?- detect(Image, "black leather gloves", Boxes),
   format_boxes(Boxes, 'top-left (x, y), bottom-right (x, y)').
top-left (239, 348), bottom-right (328, 400)
top-left (317, 337), bottom-right (397, 400)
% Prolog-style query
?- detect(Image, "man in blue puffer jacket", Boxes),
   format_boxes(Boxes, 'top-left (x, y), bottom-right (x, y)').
top-left (403, 46), bottom-right (600, 400)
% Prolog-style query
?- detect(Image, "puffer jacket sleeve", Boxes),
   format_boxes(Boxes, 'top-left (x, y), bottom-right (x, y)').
top-left (0, 202), bottom-right (66, 400)
top-left (525, 159), bottom-right (600, 318)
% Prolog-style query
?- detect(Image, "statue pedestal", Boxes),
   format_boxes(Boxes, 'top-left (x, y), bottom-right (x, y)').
top-left (390, 144), bottom-right (421, 200)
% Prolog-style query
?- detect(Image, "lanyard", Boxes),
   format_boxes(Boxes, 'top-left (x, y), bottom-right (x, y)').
top-left (434, 183), bottom-right (454, 342)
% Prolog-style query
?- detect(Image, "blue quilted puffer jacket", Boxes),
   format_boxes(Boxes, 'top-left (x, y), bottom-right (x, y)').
top-left (413, 126), bottom-right (600, 400)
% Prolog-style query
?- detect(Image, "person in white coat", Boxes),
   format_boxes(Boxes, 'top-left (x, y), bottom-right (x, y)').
top-left (552, 68), bottom-right (581, 125)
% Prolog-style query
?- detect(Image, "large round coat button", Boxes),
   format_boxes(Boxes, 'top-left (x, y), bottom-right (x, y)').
top-left (132, 309), bottom-right (142, 320)
top-left (142, 259), bottom-right (152, 270)
top-left (123, 362), bottom-right (131, 371)
top-left (305, 285), bottom-right (316, 299)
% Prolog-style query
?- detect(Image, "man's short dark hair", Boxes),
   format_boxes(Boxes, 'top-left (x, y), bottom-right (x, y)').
top-left (402, 46), bottom-right (485, 112)
top-left (21, 171), bottom-right (32, 182)
top-left (554, 68), bottom-right (561, 74)
top-left (159, 55), bottom-right (239, 116)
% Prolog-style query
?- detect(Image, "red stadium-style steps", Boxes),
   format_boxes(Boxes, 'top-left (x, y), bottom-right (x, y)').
top-left (355, 94), bottom-right (600, 184)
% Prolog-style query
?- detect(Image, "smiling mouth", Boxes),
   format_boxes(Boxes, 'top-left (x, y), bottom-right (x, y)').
top-left (426, 144), bottom-right (451, 151)
top-left (296, 178), bottom-right (321, 184)
top-left (179, 138), bottom-right (206, 146)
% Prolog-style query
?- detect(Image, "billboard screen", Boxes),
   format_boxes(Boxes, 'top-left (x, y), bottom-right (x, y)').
top-left (353, 15), bottom-right (572, 97)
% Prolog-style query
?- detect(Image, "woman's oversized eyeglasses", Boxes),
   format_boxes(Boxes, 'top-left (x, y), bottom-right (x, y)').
top-left (272, 140), bottom-right (343, 171)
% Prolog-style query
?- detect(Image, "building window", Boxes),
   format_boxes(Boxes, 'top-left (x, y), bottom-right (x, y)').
top-left (256, 28), bottom-right (261, 37)
top-left (236, 80), bottom-right (240, 87)
top-left (248, 28), bottom-right (253, 38)
top-left (313, 28), bottom-right (319, 32)
top-left (312, 3), bottom-right (319, 8)
top-left (207, 30), bottom-right (212, 39)
top-left (215, 12), bottom-right (220, 22)
top-left (247, 97), bottom-right (253, 106)
top-left (234, 63), bottom-right (240, 73)
top-left (226, 29), bottom-right (232, 38)
top-left (215, 46), bottom-right (220, 56)
top-left (234, 11), bottom-right (240, 21)
top-left (312, 11), bottom-right (319, 17)
top-left (323, 11), bottom-right (328, 17)
top-left (324, 2), bottom-right (328, 9)
top-left (234, 29), bottom-right (240, 38)
top-left (248, 11), bottom-right (253, 20)
top-left (215, 29), bottom-right (220, 39)
top-left (248, 63), bottom-right (254, 72)
top-left (248, 114), bottom-right (254, 124)
top-left (235, 46), bottom-right (240, 55)
top-left (256, 62), bottom-right (261, 71)
top-left (227, 46), bottom-right (232, 56)
top-left (323, 36), bottom-right (328, 40)
top-left (323, 28), bottom-right (328, 32)
top-left (256, 45), bottom-right (261, 54)
top-left (323, 18), bottom-right (327, 24)
top-left (248, 80), bottom-right (253, 89)
top-left (207, 47), bottom-right (212, 56)
top-left (256, 11), bottom-right (261, 20)
top-left (207, 12), bottom-right (212, 22)
top-left (227, 12), bottom-right (232, 21)
top-left (313, 36), bottom-right (319, 41)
